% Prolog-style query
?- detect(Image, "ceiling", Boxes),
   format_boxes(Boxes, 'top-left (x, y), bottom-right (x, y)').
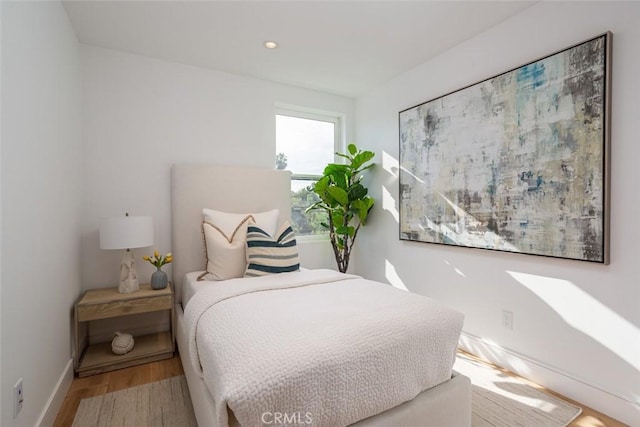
top-left (63, 1), bottom-right (534, 98)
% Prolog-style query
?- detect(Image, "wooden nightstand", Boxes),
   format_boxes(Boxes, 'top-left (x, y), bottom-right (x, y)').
top-left (74, 283), bottom-right (175, 377)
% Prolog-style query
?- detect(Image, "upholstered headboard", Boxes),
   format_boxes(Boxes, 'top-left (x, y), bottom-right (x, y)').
top-left (170, 164), bottom-right (291, 303)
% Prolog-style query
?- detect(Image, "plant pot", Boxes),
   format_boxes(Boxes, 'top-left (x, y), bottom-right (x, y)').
top-left (151, 268), bottom-right (168, 290)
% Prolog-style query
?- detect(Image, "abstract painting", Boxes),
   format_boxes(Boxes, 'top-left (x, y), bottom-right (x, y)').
top-left (399, 33), bottom-right (611, 263)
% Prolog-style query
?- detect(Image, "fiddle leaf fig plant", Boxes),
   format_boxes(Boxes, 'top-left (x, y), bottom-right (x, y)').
top-left (306, 143), bottom-right (375, 273)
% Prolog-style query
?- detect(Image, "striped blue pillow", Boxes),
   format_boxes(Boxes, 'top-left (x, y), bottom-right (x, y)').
top-left (244, 221), bottom-right (300, 277)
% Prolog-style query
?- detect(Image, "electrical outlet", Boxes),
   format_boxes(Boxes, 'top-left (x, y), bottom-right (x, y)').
top-left (502, 310), bottom-right (513, 330)
top-left (14, 378), bottom-right (23, 418)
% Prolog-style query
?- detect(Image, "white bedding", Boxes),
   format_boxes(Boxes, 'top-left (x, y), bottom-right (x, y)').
top-left (184, 269), bottom-right (464, 427)
top-left (182, 271), bottom-right (210, 307)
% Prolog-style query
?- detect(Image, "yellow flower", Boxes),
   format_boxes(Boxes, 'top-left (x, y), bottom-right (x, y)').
top-left (143, 250), bottom-right (173, 267)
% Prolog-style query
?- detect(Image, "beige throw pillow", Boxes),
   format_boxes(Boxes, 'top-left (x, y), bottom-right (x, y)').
top-left (200, 209), bottom-right (279, 280)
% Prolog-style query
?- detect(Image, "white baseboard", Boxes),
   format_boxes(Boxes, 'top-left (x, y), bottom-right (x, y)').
top-left (459, 332), bottom-right (640, 426)
top-left (36, 358), bottom-right (74, 427)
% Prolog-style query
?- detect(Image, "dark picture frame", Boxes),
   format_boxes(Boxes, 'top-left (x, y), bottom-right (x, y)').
top-left (399, 32), bottom-right (611, 263)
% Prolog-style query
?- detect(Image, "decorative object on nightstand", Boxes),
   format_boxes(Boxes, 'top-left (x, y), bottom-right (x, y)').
top-left (111, 331), bottom-right (134, 355)
top-left (143, 250), bottom-right (173, 290)
top-left (99, 213), bottom-right (154, 293)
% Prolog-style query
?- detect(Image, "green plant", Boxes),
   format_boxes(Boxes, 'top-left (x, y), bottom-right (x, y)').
top-left (306, 143), bottom-right (375, 273)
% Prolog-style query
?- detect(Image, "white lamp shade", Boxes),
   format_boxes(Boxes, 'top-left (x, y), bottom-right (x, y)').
top-left (99, 216), bottom-right (154, 250)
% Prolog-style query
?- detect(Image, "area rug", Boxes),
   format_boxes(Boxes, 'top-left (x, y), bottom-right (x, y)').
top-left (454, 353), bottom-right (582, 426)
top-left (74, 360), bottom-right (582, 427)
top-left (72, 376), bottom-right (197, 427)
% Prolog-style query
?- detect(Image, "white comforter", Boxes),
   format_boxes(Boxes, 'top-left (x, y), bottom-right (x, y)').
top-left (184, 269), bottom-right (464, 427)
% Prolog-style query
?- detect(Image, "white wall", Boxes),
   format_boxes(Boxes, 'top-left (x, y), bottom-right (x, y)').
top-left (81, 45), bottom-right (355, 289)
top-left (355, 2), bottom-right (640, 424)
top-left (1, 1), bottom-right (82, 426)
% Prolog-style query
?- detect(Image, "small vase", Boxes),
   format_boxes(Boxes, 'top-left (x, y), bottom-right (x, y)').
top-left (151, 267), bottom-right (168, 290)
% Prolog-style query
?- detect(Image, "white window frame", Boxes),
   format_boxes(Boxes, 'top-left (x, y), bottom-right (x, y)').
top-left (275, 106), bottom-right (344, 240)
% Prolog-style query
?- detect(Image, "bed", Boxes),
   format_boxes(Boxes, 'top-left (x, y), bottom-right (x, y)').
top-left (171, 164), bottom-right (471, 426)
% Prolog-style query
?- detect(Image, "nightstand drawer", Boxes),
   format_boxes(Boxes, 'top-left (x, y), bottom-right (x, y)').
top-left (77, 295), bottom-right (172, 321)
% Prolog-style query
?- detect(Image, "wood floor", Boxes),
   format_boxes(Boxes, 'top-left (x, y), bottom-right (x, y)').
top-left (54, 353), bottom-right (626, 427)
top-left (54, 355), bottom-right (183, 427)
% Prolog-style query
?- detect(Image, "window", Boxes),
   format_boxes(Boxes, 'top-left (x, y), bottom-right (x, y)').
top-left (275, 108), bottom-right (342, 236)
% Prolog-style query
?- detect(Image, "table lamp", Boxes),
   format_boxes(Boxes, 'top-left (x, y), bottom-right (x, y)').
top-left (99, 213), bottom-right (154, 293)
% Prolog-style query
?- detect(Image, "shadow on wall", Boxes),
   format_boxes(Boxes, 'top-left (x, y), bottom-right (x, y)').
top-left (376, 150), bottom-right (640, 409)
top-left (384, 252), bottom-right (640, 408)
top-left (506, 271), bottom-right (640, 376)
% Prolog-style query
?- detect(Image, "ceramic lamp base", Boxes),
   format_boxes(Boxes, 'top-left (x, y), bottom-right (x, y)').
top-left (118, 250), bottom-right (140, 293)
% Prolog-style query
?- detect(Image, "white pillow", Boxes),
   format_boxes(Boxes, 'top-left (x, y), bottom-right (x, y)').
top-left (200, 209), bottom-right (279, 280)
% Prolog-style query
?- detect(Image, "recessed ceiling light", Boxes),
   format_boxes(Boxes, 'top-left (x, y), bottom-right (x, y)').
top-left (264, 41), bottom-right (278, 49)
